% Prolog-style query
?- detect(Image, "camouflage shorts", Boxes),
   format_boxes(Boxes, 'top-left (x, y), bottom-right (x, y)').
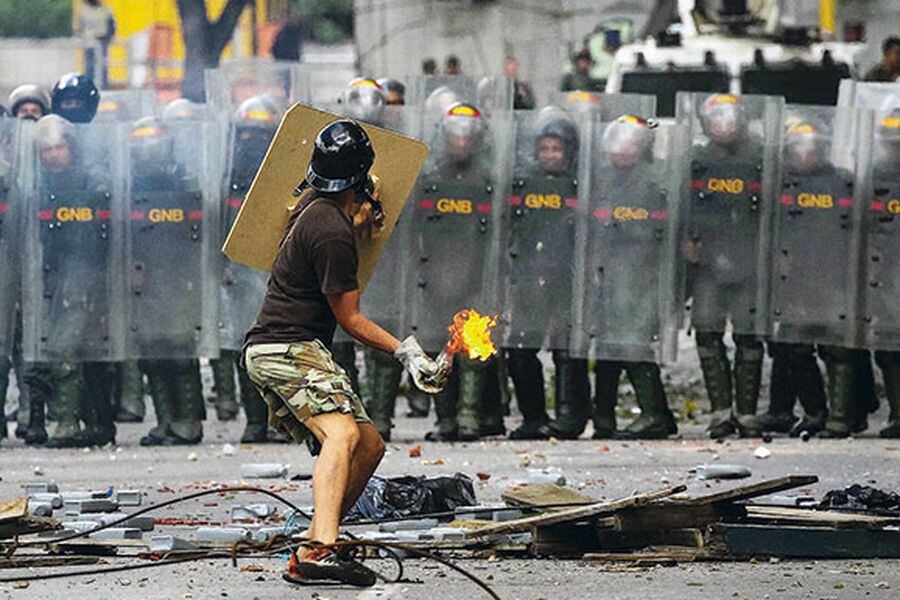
top-left (243, 340), bottom-right (371, 454)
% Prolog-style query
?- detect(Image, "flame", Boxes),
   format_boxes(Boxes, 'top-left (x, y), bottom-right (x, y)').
top-left (445, 309), bottom-right (498, 361)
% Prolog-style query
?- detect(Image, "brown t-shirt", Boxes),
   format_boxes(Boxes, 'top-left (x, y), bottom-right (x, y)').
top-left (244, 193), bottom-right (358, 349)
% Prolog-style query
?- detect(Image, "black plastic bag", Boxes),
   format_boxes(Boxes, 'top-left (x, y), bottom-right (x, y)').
top-left (819, 484), bottom-right (900, 512)
top-left (347, 472), bottom-right (477, 521)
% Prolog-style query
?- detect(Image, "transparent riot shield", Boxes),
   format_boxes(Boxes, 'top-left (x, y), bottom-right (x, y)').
top-left (572, 116), bottom-right (686, 363)
top-left (408, 76), bottom-right (479, 113)
top-left (500, 107), bottom-right (584, 351)
top-left (837, 80), bottom-right (900, 114)
top-left (21, 119), bottom-right (126, 362)
top-left (95, 89), bottom-right (156, 122)
top-left (124, 118), bottom-right (219, 359)
top-left (405, 107), bottom-right (510, 353)
top-left (859, 108), bottom-right (900, 350)
top-left (676, 92), bottom-right (783, 337)
top-left (205, 59), bottom-right (300, 115)
top-left (769, 105), bottom-right (865, 347)
top-left (0, 118), bottom-right (23, 356)
top-left (551, 91), bottom-right (657, 120)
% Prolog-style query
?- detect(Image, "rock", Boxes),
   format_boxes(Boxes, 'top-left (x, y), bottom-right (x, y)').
top-left (379, 518), bottom-right (439, 533)
top-left (195, 526), bottom-right (252, 543)
top-left (240, 463), bottom-right (289, 479)
top-left (694, 464), bottom-right (752, 480)
top-left (754, 446), bottom-right (772, 459)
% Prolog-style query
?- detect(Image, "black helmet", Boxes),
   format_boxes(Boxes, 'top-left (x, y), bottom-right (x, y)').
top-left (51, 73), bottom-right (99, 123)
top-left (534, 105), bottom-right (578, 161)
top-left (9, 84), bottom-right (50, 118)
top-left (306, 120), bottom-right (375, 193)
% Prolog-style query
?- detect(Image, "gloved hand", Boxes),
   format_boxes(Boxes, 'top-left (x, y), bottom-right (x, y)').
top-left (394, 336), bottom-right (447, 394)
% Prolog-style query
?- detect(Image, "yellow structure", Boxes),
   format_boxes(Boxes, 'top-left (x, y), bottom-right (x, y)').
top-left (74, 0), bottom-right (269, 89)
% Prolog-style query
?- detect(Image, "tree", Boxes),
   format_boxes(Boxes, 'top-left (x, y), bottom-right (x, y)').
top-left (0, 0), bottom-right (70, 38)
top-left (176, 0), bottom-right (255, 101)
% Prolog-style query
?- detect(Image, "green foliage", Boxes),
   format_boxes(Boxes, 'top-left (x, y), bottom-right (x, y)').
top-left (0, 0), bottom-right (72, 38)
top-left (285, 0), bottom-right (353, 44)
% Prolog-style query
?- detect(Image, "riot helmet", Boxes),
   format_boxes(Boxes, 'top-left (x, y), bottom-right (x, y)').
top-left (783, 121), bottom-right (830, 175)
top-left (563, 91), bottom-right (601, 114)
top-left (377, 78), bottom-right (405, 106)
top-left (129, 116), bottom-right (174, 170)
top-left (231, 95), bottom-right (281, 182)
top-left (699, 93), bottom-right (746, 146)
top-left (876, 108), bottom-right (900, 169)
top-left (442, 102), bottom-right (485, 163)
top-left (233, 95), bottom-right (281, 130)
top-left (305, 119), bottom-right (375, 194)
top-left (36, 114), bottom-right (76, 174)
top-left (161, 98), bottom-right (204, 122)
top-left (341, 78), bottom-right (385, 124)
top-left (476, 76), bottom-right (505, 116)
top-left (95, 97), bottom-right (129, 122)
top-left (533, 106), bottom-right (578, 175)
top-left (9, 84), bottom-right (50, 121)
top-left (602, 115), bottom-right (654, 169)
top-left (425, 86), bottom-right (461, 118)
top-left (51, 73), bottom-right (99, 123)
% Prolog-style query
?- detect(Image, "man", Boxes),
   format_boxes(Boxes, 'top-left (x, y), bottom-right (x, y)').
top-left (422, 58), bottom-right (437, 76)
top-left (127, 117), bottom-right (207, 446)
top-left (8, 85), bottom-right (50, 121)
top-left (561, 48), bottom-right (605, 93)
top-left (586, 115), bottom-right (677, 439)
top-left (867, 109), bottom-right (900, 438)
top-left (215, 95), bottom-right (282, 442)
top-left (76, 0), bottom-right (116, 88)
top-left (412, 103), bottom-right (497, 442)
top-left (684, 94), bottom-right (769, 439)
top-left (503, 56), bottom-right (535, 110)
top-left (377, 78), bottom-right (405, 106)
top-left (504, 107), bottom-right (587, 440)
top-left (243, 119), bottom-right (443, 586)
top-left (444, 55), bottom-right (462, 75)
top-left (864, 37), bottom-right (900, 82)
top-left (27, 114), bottom-right (117, 448)
top-left (51, 73), bottom-right (100, 124)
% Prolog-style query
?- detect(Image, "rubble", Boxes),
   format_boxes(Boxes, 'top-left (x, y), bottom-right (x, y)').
top-left (64, 498), bottom-right (119, 515)
top-left (149, 535), bottom-right (199, 552)
top-left (24, 483), bottom-right (59, 495)
top-left (230, 503), bottom-right (272, 521)
top-left (28, 493), bottom-right (63, 508)
top-left (27, 502), bottom-right (54, 517)
top-left (240, 463), bottom-right (289, 479)
top-left (114, 490), bottom-right (143, 507)
top-left (195, 526), bottom-right (252, 543)
top-left (88, 527), bottom-right (143, 541)
top-left (693, 465), bottom-right (752, 480)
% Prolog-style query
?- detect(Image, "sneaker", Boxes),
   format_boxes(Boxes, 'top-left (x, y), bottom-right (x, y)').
top-left (282, 548), bottom-right (377, 587)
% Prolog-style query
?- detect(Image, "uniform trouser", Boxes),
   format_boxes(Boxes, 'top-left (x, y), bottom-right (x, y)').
top-left (550, 351), bottom-right (591, 435)
top-left (362, 347), bottom-right (403, 439)
top-left (80, 362), bottom-right (116, 440)
top-left (593, 360), bottom-right (669, 433)
top-left (506, 348), bottom-right (550, 429)
top-left (115, 361), bottom-right (146, 419)
top-left (433, 356), bottom-right (490, 434)
top-left (875, 351), bottom-right (900, 431)
top-left (210, 352), bottom-right (240, 417)
top-left (331, 341), bottom-right (360, 396)
top-left (695, 331), bottom-right (763, 418)
top-left (140, 359), bottom-right (204, 440)
top-left (479, 359), bottom-right (504, 433)
top-left (0, 356), bottom-right (10, 437)
top-left (767, 343), bottom-right (827, 419)
top-left (819, 345), bottom-right (874, 434)
top-left (24, 362), bottom-right (81, 438)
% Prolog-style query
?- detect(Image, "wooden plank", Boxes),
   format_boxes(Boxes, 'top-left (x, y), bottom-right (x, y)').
top-left (466, 486), bottom-right (686, 537)
top-left (718, 523), bottom-right (900, 559)
top-left (501, 484), bottom-right (596, 510)
top-left (688, 475), bottom-right (818, 505)
top-left (0, 499), bottom-right (28, 522)
top-left (594, 528), bottom-right (706, 551)
top-left (612, 502), bottom-right (736, 532)
top-left (743, 505), bottom-right (900, 529)
top-left (0, 515), bottom-right (60, 540)
top-left (583, 549), bottom-right (726, 563)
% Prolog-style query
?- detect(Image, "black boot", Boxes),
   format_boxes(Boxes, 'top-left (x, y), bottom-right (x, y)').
top-left (591, 361), bottom-right (620, 439)
top-left (820, 347), bottom-right (854, 439)
top-left (547, 351), bottom-right (589, 439)
top-left (876, 351), bottom-right (900, 438)
top-left (618, 362), bottom-right (675, 440)
top-left (479, 360), bottom-right (505, 437)
top-left (852, 350), bottom-right (877, 433)
top-left (696, 331), bottom-right (735, 438)
top-left (732, 335), bottom-right (763, 438)
top-left (507, 349), bottom-right (550, 440)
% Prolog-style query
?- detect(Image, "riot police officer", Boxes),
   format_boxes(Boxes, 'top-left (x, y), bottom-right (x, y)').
top-left (587, 116), bottom-right (677, 439)
top-left (868, 109), bottom-right (900, 438)
top-left (377, 78), bottom-right (406, 106)
top-left (413, 102), bottom-right (497, 441)
top-left (685, 94), bottom-right (767, 438)
top-left (8, 84), bottom-right (50, 121)
top-left (215, 95), bottom-right (281, 443)
top-left (504, 107), bottom-right (587, 439)
top-left (128, 117), bottom-right (206, 445)
top-left (28, 114), bottom-right (117, 448)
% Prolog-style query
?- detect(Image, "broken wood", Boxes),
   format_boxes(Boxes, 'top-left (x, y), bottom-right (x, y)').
top-left (742, 505), bottom-right (900, 529)
top-left (0, 555), bottom-right (99, 569)
top-left (467, 486), bottom-right (686, 537)
top-left (583, 548), bottom-right (725, 563)
top-left (688, 475), bottom-right (819, 505)
top-left (716, 523), bottom-right (900, 559)
top-left (501, 484), bottom-right (596, 510)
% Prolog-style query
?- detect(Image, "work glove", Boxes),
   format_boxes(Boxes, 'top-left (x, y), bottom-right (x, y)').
top-left (394, 336), bottom-right (447, 394)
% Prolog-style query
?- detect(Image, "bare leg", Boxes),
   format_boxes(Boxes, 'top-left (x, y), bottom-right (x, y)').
top-left (339, 423), bottom-right (385, 519)
top-left (303, 412), bottom-right (361, 545)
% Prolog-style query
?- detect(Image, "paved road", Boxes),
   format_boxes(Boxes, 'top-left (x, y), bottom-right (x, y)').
top-left (1, 397), bottom-right (899, 599)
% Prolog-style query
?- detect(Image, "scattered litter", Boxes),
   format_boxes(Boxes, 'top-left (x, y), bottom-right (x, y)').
top-left (28, 502), bottom-right (53, 517)
top-left (33, 466), bottom-right (44, 476)
top-left (230, 503), bottom-right (272, 521)
top-left (28, 492), bottom-right (63, 508)
top-left (693, 464), bottom-right (752, 480)
top-left (64, 498), bottom-right (118, 515)
top-left (408, 445), bottom-right (422, 458)
top-left (240, 463), bottom-right (289, 479)
top-left (754, 446), bottom-right (771, 459)
top-left (88, 527), bottom-right (143, 541)
top-left (422, 459), bottom-right (444, 466)
top-left (149, 535), bottom-right (199, 552)
top-left (187, 452), bottom-right (198, 462)
top-left (24, 483), bottom-right (58, 495)
top-left (526, 469), bottom-right (566, 486)
top-left (114, 490), bottom-right (142, 507)
top-left (819, 485), bottom-right (900, 512)
top-left (379, 518), bottom-right (439, 533)
top-left (348, 473), bottom-right (477, 521)
top-left (221, 443), bottom-right (237, 457)
top-left (195, 526), bottom-right (252, 543)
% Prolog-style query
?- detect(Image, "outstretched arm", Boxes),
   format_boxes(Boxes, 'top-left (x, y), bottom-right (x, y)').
top-left (327, 289), bottom-right (400, 354)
